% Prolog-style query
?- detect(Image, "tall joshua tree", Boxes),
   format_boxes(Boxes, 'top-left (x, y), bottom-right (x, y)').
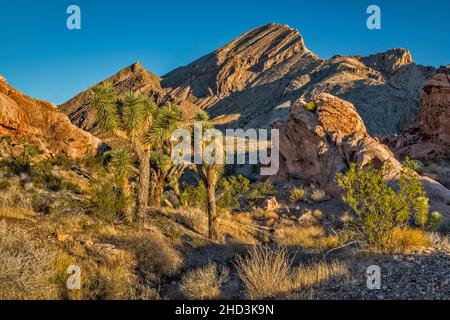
top-left (90, 83), bottom-right (156, 219)
top-left (196, 111), bottom-right (223, 241)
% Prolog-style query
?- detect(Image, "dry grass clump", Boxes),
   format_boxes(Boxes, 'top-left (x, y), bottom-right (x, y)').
top-left (388, 228), bottom-right (431, 253)
top-left (173, 207), bottom-right (208, 235)
top-left (310, 189), bottom-right (326, 203)
top-left (275, 225), bottom-right (339, 250)
top-left (289, 187), bottom-right (307, 203)
top-left (293, 260), bottom-right (348, 288)
top-left (119, 231), bottom-right (183, 279)
top-left (0, 220), bottom-right (58, 299)
top-left (82, 250), bottom-right (138, 300)
top-left (180, 262), bottom-right (229, 300)
top-left (235, 245), bottom-right (295, 299)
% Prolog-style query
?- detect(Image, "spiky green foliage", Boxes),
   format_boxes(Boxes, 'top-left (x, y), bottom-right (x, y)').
top-left (121, 93), bottom-right (155, 134)
top-left (147, 103), bottom-right (182, 146)
top-left (336, 159), bottom-right (430, 251)
top-left (90, 83), bottom-right (120, 131)
top-left (106, 149), bottom-right (136, 179)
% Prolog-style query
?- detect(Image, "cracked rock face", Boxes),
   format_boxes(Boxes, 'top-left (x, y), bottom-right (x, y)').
top-left (383, 73), bottom-right (450, 161)
top-left (0, 77), bottom-right (103, 159)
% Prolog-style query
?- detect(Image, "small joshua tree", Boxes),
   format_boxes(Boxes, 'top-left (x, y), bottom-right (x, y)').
top-left (196, 111), bottom-right (223, 241)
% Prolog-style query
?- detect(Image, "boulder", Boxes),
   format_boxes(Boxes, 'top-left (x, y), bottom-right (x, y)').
top-left (273, 93), bottom-right (450, 216)
top-left (0, 75), bottom-right (103, 159)
top-left (273, 93), bottom-right (404, 195)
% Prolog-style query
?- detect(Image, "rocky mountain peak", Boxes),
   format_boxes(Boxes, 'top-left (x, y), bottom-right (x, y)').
top-left (360, 48), bottom-right (414, 74)
top-left (0, 74), bottom-right (6, 84)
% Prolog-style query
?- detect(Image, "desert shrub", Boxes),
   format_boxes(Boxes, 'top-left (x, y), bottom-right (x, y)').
top-left (389, 228), bottom-right (430, 253)
top-left (429, 211), bottom-right (442, 230)
top-left (32, 194), bottom-right (53, 215)
top-left (310, 189), bottom-right (326, 203)
top-left (289, 187), bottom-right (307, 203)
top-left (125, 232), bottom-right (183, 279)
top-left (303, 101), bottom-right (317, 112)
top-left (217, 175), bottom-right (251, 210)
top-left (235, 245), bottom-right (294, 299)
top-left (0, 136), bottom-right (43, 175)
top-left (0, 221), bottom-right (57, 299)
top-left (87, 181), bottom-right (128, 220)
top-left (180, 181), bottom-right (207, 210)
top-left (245, 180), bottom-right (278, 206)
top-left (336, 160), bottom-right (431, 251)
top-left (180, 262), bottom-right (229, 300)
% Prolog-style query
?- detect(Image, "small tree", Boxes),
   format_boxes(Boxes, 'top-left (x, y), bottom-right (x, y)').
top-left (336, 159), bottom-right (430, 251)
top-left (90, 84), bottom-right (156, 219)
top-left (196, 111), bottom-right (223, 241)
top-left (147, 104), bottom-right (188, 206)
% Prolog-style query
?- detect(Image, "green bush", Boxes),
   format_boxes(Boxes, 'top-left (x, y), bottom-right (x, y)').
top-left (245, 180), bottom-right (278, 206)
top-left (180, 182), bottom-right (207, 210)
top-left (336, 159), bottom-right (430, 251)
top-left (217, 175), bottom-right (251, 210)
top-left (88, 181), bottom-right (128, 220)
top-left (303, 101), bottom-right (317, 112)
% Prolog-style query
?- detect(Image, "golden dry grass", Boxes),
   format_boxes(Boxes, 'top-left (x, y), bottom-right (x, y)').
top-left (388, 228), bottom-right (431, 253)
top-left (275, 225), bottom-right (339, 250)
top-left (179, 262), bottom-right (229, 300)
top-left (235, 245), bottom-right (294, 299)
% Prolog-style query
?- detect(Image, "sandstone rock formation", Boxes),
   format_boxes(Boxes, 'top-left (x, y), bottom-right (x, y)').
top-left (0, 75), bottom-right (103, 159)
top-left (273, 93), bottom-right (450, 215)
top-left (382, 73), bottom-right (450, 161)
top-left (162, 23), bottom-right (438, 135)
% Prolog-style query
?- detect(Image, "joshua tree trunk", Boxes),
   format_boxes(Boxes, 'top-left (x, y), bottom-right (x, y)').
top-left (136, 150), bottom-right (150, 220)
top-left (206, 178), bottom-right (218, 241)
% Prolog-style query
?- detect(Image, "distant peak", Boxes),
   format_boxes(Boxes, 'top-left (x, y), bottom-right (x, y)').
top-left (130, 61), bottom-right (143, 72)
top-left (360, 48), bottom-right (414, 73)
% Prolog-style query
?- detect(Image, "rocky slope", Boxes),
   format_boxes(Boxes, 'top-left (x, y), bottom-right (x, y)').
top-left (0, 75), bottom-right (103, 159)
top-left (273, 93), bottom-right (450, 216)
top-left (383, 73), bottom-right (450, 161)
top-left (60, 62), bottom-right (200, 136)
top-left (162, 23), bottom-right (438, 135)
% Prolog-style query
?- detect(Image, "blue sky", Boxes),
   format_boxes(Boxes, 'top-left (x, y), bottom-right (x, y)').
top-left (0, 0), bottom-right (449, 104)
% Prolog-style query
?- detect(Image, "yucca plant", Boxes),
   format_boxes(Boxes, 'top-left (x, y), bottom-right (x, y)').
top-left (195, 111), bottom-right (223, 241)
top-left (147, 104), bottom-right (190, 205)
top-left (106, 148), bottom-right (137, 221)
top-left (90, 83), bottom-right (156, 219)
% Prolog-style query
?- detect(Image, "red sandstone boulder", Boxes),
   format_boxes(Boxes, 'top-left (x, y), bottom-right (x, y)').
top-left (0, 75), bottom-right (103, 159)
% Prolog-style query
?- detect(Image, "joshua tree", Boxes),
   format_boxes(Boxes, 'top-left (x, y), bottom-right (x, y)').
top-left (147, 104), bottom-right (188, 205)
top-left (90, 83), bottom-right (156, 219)
top-left (196, 111), bottom-right (223, 241)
